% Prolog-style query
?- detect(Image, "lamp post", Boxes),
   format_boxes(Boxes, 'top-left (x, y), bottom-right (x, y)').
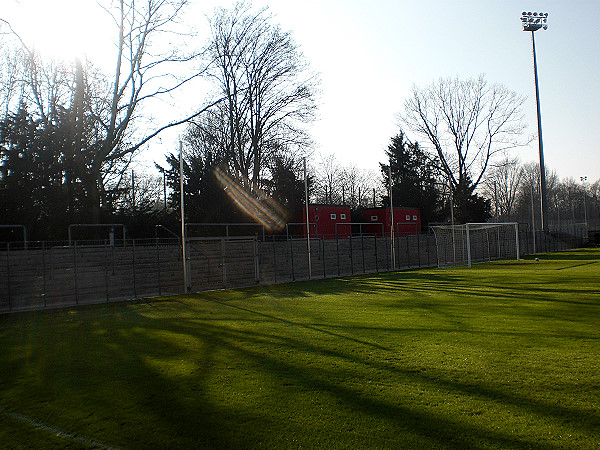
top-left (521, 11), bottom-right (549, 232)
top-left (388, 164), bottom-right (395, 270)
top-left (179, 141), bottom-right (189, 294)
top-left (304, 157), bottom-right (312, 279)
top-left (581, 176), bottom-right (588, 238)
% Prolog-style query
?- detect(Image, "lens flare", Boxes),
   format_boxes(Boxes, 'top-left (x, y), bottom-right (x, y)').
top-left (214, 167), bottom-right (288, 232)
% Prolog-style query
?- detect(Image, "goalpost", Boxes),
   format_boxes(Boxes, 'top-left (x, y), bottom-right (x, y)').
top-left (430, 223), bottom-right (520, 268)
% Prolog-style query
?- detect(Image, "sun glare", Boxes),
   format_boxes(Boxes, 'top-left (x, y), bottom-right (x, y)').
top-left (7, 0), bottom-right (113, 64)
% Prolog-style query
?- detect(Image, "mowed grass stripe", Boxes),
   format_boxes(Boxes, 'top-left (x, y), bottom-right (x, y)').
top-left (0, 248), bottom-right (599, 448)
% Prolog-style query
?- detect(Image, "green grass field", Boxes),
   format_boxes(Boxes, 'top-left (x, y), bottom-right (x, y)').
top-left (1, 249), bottom-right (599, 449)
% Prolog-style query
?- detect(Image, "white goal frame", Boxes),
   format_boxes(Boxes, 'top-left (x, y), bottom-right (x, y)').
top-left (431, 223), bottom-right (520, 268)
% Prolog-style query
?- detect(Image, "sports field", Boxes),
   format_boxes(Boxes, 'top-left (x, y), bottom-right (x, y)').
top-left (1, 248), bottom-right (599, 449)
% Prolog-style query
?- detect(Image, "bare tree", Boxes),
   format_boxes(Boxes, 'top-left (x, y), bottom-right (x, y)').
top-left (515, 161), bottom-right (559, 225)
top-left (340, 164), bottom-right (361, 207)
top-left (339, 164), bottom-right (380, 209)
top-left (113, 169), bottom-right (163, 214)
top-left (0, 17), bottom-right (31, 118)
top-left (2, 1), bottom-right (226, 220)
top-left (314, 153), bottom-right (343, 204)
top-left (401, 75), bottom-right (529, 192)
top-left (482, 156), bottom-right (524, 220)
top-left (202, 2), bottom-right (318, 192)
top-left (79, 0), bottom-right (229, 219)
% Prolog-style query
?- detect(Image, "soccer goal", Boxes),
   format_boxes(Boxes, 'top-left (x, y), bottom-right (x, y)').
top-left (430, 223), bottom-right (520, 268)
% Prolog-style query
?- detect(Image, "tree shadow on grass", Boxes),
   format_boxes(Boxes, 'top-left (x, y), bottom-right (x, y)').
top-left (26, 301), bottom-right (600, 446)
top-left (2, 259), bottom-right (600, 448)
top-left (130, 306), bottom-right (600, 448)
top-left (73, 305), bottom-right (594, 448)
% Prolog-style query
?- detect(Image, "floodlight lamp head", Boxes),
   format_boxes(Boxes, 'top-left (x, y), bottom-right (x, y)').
top-left (521, 11), bottom-right (548, 31)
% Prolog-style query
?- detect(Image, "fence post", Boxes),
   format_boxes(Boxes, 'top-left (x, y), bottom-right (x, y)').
top-left (385, 235), bottom-right (390, 271)
top-left (306, 236), bottom-right (312, 280)
top-left (42, 242), bottom-right (47, 308)
top-left (105, 240), bottom-right (110, 302)
top-left (466, 223), bottom-right (472, 268)
top-left (132, 239), bottom-right (137, 298)
top-left (290, 238), bottom-right (295, 281)
top-left (73, 242), bottom-right (79, 305)
top-left (322, 238), bottom-right (327, 278)
top-left (156, 238), bottom-right (162, 297)
top-left (406, 235), bottom-right (410, 268)
top-left (272, 236), bottom-right (277, 283)
top-left (417, 233), bottom-right (421, 267)
top-left (336, 235), bottom-right (340, 276)
top-left (426, 233), bottom-right (431, 267)
top-left (515, 223), bottom-right (520, 261)
top-left (374, 235), bottom-right (379, 273)
top-left (361, 234), bottom-right (366, 274)
top-left (349, 235), bottom-right (354, 275)
top-left (319, 236), bottom-right (323, 261)
top-left (222, 239), bottom-right (228, 287)
top-left (254, 239), bottom-right (259, 282)
top-left (6, 242), bottom-right (11, 311)
top-left (112, 244), bottom-right (116, 275)
top-left (395, 236), bottom-right (400, 270)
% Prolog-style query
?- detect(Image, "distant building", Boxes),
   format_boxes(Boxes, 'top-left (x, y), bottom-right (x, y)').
top-left (300, 204), bottom-right (352, 239)
top-left (362, 207), bottom-right (421, 236)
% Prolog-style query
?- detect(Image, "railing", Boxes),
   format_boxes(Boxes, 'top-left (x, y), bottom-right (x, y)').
top-left (0, 228), bottom-right (584, 314)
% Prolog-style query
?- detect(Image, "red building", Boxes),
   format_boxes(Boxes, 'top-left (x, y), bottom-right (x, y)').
top-left (362, 207), bottom-right (421, 236)
top-left (300, 204), bottom-right (352, 239)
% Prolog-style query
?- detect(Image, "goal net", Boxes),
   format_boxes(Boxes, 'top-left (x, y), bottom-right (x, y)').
top-left (430, 223), bottom-right (520, 268)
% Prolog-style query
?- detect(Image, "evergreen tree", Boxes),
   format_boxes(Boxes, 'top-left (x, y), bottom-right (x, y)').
top-left (264, 155), bottom-right (307, 219)
top-left (161, 149), bottom-right (244, 224)
top-left (452, 178), bottom-right (491, 224)
top-left (379, 132), bottom-right (443, 226)
top-left (0, 105), bottom-right (91, 239)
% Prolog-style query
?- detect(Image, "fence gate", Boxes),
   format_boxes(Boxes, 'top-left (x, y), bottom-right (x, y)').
top-left (187, 237), bottom-right (259, 291)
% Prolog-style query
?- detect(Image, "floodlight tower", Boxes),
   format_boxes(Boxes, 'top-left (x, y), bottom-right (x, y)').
top-left (521, 11), bottom-right (549, 232)
top-left (580, 176), bottom-right (588, 235)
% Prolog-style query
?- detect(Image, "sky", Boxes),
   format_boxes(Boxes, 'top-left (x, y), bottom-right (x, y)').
top-left (3, 0), bottom-right (600, 184)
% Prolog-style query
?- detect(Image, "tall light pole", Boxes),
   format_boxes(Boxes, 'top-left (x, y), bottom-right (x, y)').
top-left (389, 164), bottom-right (395, 270)
top-left (179, 141), bottom-right (189, 294)
top-left (581, 176), bottom-right (588, 238)
top-left (304, 157), bottom-right (312, 279)
top-left (521, 11), bottom-right (549, 232)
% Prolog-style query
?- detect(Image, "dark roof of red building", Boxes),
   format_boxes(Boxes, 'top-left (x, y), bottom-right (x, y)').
top-left (362, 206), bottom-right (420, 212)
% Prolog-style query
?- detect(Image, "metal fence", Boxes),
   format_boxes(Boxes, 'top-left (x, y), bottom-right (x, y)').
top-left (0, 225), bottom-right (585, 314)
